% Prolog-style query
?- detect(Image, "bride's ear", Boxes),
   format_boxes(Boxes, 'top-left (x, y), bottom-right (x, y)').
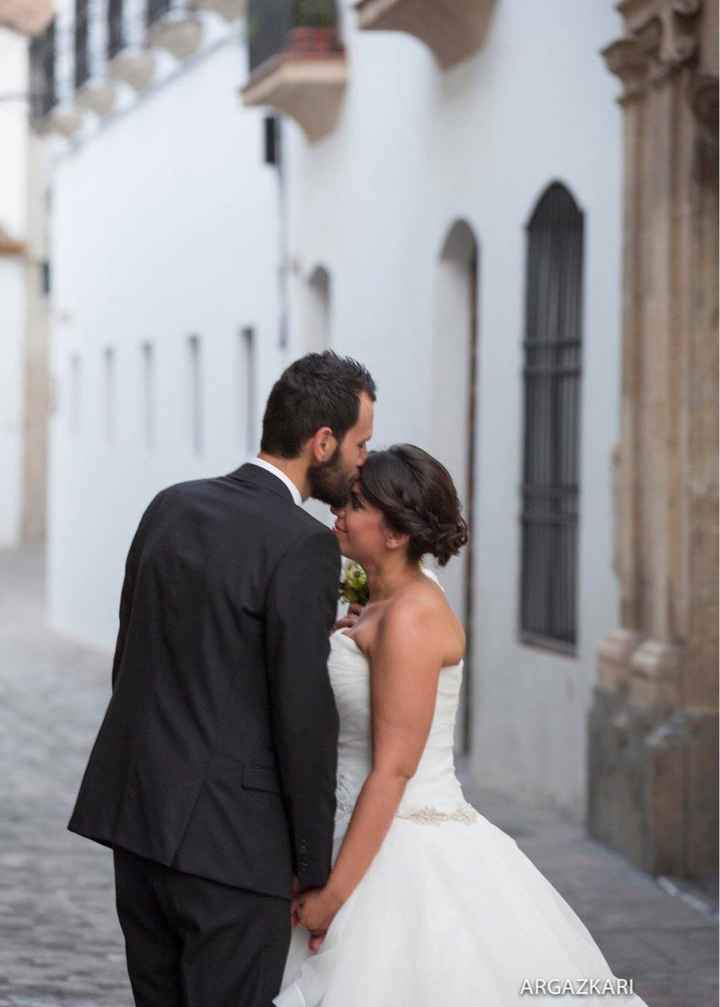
top-left (385, 529), bottom-right (410, 554)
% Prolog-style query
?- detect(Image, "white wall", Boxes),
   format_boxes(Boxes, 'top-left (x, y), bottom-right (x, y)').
top-left (284, 0), bottom-right (623, 818)
top-left (0, 28), bottom-right (29, 547)
top-left (48, 36), bottom-right (283, 648)
top-left (48, 0), bottom-right (624, 818)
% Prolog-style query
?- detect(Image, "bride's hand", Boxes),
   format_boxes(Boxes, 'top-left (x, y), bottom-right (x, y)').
top-left (334, 602), bottom-right (363, 632)
top-left (293, 887), bottom-right (344, 951)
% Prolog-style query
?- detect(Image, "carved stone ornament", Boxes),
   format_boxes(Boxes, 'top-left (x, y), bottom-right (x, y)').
top-left (689, 72), bottom-right (719, 139)
top-left (603, 0), bottom-right (704, 99)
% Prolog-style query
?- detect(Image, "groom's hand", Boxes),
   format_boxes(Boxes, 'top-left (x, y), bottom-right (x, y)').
top-left (334, 602), bottom-right (364, 631)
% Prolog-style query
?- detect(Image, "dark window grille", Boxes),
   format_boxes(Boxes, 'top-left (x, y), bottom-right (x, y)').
top-left (247, 0), bottom-right (292, 73)
top-left (108, 0), bottom-right (125, 58)
top-left (29, 19), bottom-right (56, 119)
top-left (264, 115), bottom-right (280, 165)
top-left (74, 0), bottom-right (91, 89)
top-left (147, 0), bottom-right (172, 27)
top-left (519, 182), bottom-right (584, 651)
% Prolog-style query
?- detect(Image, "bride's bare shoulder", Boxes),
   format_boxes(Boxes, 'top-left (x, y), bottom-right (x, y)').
top-left (377, 577), bottom-right (465, 666)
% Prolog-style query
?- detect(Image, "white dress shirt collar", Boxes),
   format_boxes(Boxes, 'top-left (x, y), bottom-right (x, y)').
top-left (248, 457), bottom-right (303, 507)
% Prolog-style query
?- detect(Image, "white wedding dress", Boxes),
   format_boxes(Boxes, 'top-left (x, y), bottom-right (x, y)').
top-left (274, 581), bottom-right (649, 1006)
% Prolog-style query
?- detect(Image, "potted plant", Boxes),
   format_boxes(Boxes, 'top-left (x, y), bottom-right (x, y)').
top-left (289, 0), bottom-right (340, 54)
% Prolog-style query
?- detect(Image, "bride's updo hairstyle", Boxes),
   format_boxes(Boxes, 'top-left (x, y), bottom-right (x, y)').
top-left (357, 444), bottom-right (469, 567)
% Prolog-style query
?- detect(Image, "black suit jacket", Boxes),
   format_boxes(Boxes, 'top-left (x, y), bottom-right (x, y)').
top-left (68, 463), bottom-right (341, 899)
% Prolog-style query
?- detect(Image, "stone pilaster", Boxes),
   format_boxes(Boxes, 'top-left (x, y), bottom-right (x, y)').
top-left (588, 0), bottom-right (718, 881)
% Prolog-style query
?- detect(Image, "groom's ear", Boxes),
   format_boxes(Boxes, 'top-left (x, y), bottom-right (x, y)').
top-left (309, 425), bottom-right (337, 463)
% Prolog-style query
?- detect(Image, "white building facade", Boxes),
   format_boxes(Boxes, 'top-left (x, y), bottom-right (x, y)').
top-left (41, 1), bottom-right (283, 645)
top-left (0, 25), bottom-right (31, 547)
top-left (0, 0), bottom-right (52, 549)
top-left (42, 0), bottom-right (623, 821)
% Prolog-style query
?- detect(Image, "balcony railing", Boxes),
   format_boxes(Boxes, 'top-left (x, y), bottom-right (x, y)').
top-left (74, 0), bottom-right (91, 89)
top-left (29, 19), bottom-right (56, 121)
top-left (248, 0), bottom-right (293, 74)
top-left (243, 0), bottom-right (348, 141)
top-left (106, 0), bottom-right (157, 90)
top-left (147, 0), bottom-right (173, 26)
top-left (72, 0), bottom-right (118, 116)
top-left (107, 0), bottom-right (126, 59)
top-left (190, 0), bottom-right (246, 23)
top-left (146, 0), bottom-right (203, 60)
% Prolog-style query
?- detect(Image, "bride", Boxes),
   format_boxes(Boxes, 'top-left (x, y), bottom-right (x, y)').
top-left (274, 444), bottom-right (648, 1007)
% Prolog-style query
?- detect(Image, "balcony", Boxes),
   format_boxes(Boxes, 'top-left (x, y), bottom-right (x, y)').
top-left (242, 0), bottom-right (347, 142)
top-left (146, 0), bottom-right (203, 60)
top-left (0, 226), bottom-right (25, 258)
top-left (48, 104), bottom-right (85, 137)
top-left (354, 0), bottom-right (495, 69)
top-left (29, 19), bottom-right (82, 136)
top-left (190, 0), bottom-right (245, 22)
top-left (107, 0), bottom-right (156, 91)
top-left (29, 19), bottom-right (56, 127)
top-left (73, 0), bottom-right (118, 117)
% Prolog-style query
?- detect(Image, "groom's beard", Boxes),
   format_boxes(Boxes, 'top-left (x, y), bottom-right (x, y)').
top-left (308, 448), bottom-right (353, 509)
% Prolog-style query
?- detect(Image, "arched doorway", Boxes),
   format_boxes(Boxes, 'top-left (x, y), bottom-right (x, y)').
top-left (433, 220), bottom-right (480, 754)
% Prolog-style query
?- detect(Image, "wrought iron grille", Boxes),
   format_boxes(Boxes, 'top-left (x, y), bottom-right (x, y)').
top-left (247, 0), bottom-right (293, 73)
top-left (74, 0), bottom-right (91, 89)
top-left (108, 0), bottom-right (125, 58)
top-left (147, 0), bottom-right (172, 27)
top-left (519, 183), bottom-right (584, 651)
top-left (29, 19), bottom-right (56, 118)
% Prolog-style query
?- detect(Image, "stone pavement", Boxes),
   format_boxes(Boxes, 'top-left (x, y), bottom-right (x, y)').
top-left (0, 546), bottom-right (717, 1006)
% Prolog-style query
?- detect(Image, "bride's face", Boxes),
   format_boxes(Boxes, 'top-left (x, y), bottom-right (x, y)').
top-left (332, 484), bottom-right (394, 566)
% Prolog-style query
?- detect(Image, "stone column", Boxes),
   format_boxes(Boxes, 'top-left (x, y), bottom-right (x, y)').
top-left (588, 0), bottom-right (718, 881)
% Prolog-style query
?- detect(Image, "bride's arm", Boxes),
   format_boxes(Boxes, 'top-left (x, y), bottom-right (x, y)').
top-left (297, 597), bottom-right (444, 942)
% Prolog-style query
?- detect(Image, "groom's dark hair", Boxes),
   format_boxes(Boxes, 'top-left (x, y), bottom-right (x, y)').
top-left (260, 351), bottom-right (376, 458)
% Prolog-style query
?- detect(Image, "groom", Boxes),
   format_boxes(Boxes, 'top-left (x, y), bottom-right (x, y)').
top-left (68, 351), bottom-right (376, 1006)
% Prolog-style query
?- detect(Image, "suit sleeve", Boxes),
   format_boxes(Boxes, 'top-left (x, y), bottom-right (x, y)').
top-left (111, 491), bottom-right (165, 691)
top-left (265, 528), bottom-right (341, 891)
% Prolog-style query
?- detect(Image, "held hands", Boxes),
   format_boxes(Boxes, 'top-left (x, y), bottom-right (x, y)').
top-left (291, 886), bottom-right (344, 953)
top-left (334, 602), bottom-right (364, 632)
top-left (294, 600), bottom-right (362, 952)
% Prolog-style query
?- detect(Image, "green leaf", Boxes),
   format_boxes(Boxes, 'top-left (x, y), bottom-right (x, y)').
top-left (293, 0), bottom-right (336, 28)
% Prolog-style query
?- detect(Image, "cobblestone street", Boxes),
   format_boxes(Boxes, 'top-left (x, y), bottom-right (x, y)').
top-left (0, 547), bottom-right (717, 1006)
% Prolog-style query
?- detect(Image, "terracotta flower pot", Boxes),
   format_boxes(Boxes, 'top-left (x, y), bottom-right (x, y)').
top-left (287, 26), bottom-right (338, 55)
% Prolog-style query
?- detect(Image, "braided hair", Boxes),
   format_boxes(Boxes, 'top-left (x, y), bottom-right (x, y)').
top-left (357, 444), bottom-right (469, 566)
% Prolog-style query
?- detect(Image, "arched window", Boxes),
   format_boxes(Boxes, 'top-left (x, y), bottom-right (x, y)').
top-left (520, 183), bottom-right (584, 651)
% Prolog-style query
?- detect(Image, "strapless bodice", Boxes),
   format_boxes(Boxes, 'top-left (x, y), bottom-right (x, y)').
top-left (329, 629), bottom-right (476, 828)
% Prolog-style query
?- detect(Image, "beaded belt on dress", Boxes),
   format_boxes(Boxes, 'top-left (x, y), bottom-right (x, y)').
top-left (335, 772), bottom-right (480, 825)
